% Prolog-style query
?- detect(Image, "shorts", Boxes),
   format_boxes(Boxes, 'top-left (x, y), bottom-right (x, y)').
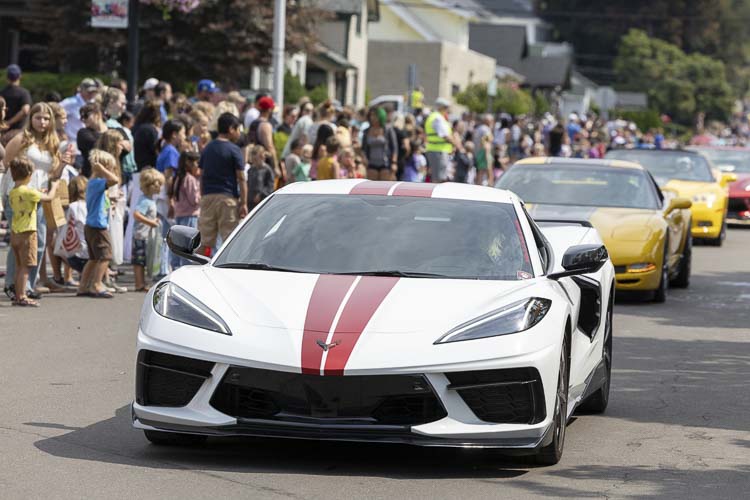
top-left (11, 231), bottom-right (38, 267)
top-left (198, 193), bottom-right (239, 249)
top-left (132, 239), bottom-right (147, 267)
top-left (84, 225), bottom-right (113, 261)
top-left (426, 151), bottom-right (449, 183)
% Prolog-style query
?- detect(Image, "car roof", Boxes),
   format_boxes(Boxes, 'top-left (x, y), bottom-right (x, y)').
top-left (276, 179), bottom-right (518, 204)
top-left (687, 145), bottom-right (750, 152)
top-left (513, 156), bottom-right (644, 171)
top-left (607, 148), bottom-right (703, 157)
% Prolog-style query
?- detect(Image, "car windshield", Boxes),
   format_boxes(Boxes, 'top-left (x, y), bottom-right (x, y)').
top-left (691, 149), bottom-right (750, 173)
top-left (214, 194), bottom-right (534, 280)
top-left (496, 164), bottom-right (660, 210)
top-left (605, 150), bottom-right (715, 182)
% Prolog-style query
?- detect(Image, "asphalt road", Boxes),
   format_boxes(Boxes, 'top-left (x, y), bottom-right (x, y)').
top-left (0, 230), bottom-right (749, 500)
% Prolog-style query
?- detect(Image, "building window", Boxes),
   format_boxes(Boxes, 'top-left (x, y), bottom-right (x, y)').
top-left (356, 14), bottom-right (362, 35)
top-left (451, 84), bottom-right (460, 96)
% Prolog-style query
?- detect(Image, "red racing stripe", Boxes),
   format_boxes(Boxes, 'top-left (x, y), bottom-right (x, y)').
top-left (391, 182), bottom-right (436, 198)
top-left (300, 274), bottom-right (357, 374)
top-left (323, 276), bottom-right (400, 375)
top-left (349, 181), bottom-right (398, 196)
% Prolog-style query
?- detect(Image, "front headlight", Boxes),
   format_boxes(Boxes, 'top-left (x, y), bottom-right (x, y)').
top-left (435, 298), bottom-right (551, 344)
top-left (692, 193), bottom-right (717, 207)
top-left (153, 282), bottom-right (231, 335)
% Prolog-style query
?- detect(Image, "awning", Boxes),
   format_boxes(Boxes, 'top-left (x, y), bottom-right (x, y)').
top-left (308, 44), bottom-right (356, 71)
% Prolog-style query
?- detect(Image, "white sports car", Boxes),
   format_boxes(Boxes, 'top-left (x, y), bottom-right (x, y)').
top-left (133, 180), bottom-right (614, 465)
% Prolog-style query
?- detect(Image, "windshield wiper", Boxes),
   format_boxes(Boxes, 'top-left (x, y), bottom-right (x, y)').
top-left (335, 270), bottom-right (448, 278)
top-left (214, 262), bottom-right (306, 273)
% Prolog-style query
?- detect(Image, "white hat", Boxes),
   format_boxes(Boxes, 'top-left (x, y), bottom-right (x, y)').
top-left (143, 77), bottom-right (159, 90)
top-left (435, 98), bottom-right (451, 109)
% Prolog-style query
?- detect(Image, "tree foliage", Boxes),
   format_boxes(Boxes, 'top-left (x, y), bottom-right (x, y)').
top-left (456, 83), bottom-right (540, 116)
top-left (536, 0), bottom-right (750, 95)
top-left (22, 0), bottom-right (328, 89)
top-left (614, 29), bottom-right (733, 124)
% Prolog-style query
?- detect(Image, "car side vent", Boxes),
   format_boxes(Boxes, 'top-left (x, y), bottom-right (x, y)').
top-left (572, 276), bottom-right (602, 339)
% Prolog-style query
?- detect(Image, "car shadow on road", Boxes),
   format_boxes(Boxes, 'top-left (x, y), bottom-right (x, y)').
top-left (31, 405), bottom-right (533, 479)
top-left (614, 271), bottom-right (750, 330)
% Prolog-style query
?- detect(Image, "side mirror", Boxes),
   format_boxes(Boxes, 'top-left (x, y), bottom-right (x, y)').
top-left (548, 244), bottom-right (608, 280)
top-left (167, 226), bottom-right (210, 265)
top-left (665, 197), bottom-right (692, 214)
top-left (720, 172), bottom-right (738, 187)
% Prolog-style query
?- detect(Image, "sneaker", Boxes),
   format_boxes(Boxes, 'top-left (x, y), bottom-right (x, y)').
top-left (4, 285), bottom-right (16, 301)
top-left (27, 290), bottom-right (42, 300)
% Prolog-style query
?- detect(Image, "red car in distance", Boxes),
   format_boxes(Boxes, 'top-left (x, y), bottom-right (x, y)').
top-left (688, 146), bottom-right (750, 224)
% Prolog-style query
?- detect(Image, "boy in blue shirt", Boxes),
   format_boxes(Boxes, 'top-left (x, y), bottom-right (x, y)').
top-left (78, 150), bottom-right (120, 298)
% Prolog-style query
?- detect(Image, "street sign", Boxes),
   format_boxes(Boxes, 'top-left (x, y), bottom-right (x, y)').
top-left (91, 0), bottom-right (129, 29)
top-left (487, 78), bottom-right (498, 97)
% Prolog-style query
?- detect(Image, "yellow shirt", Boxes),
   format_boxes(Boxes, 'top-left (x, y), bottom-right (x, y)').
top-left (9, 184), bottom-right (42, 233)
top-left (316, 156), bottom-right (337, 180)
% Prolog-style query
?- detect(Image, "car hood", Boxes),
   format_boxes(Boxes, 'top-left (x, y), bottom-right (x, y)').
top-left (729, 173), bottom-right (750, 197)
top-left (526, 204), bottom-right (660, 242)
top-left (661, 179), bottom-right (723, 197)
top-left (170, 266), bottom-right (542, 336)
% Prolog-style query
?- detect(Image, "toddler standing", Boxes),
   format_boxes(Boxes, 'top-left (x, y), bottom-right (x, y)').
top-left (78, 150), bottom-right (120, 298)
top-left (133, 168), bottom-right (165, 291)
top-left (8, 157), bottom-right (60, 307)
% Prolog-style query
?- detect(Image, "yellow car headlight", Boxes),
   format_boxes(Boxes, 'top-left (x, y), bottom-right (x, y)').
top-left (692, 193), bottom-right (717, 207)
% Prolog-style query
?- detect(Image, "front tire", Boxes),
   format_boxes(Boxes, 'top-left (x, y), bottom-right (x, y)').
top-left (652, 245), bottom-right (669, 303)
top-left (143, 429), bottom-right (207, 446)
top-left (707, 219), bottom-right (727, 247)
top-left (579, 295), bottom-right (613, 413)
top-left (670, 230), bottom-right (691, 288)
top-left (534, 333), bottom-right (570, 466)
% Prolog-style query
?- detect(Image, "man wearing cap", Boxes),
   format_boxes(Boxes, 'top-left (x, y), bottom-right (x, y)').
top-left (60, 78), bottom-right (100, 142)
top-left (194, 79), bottom-right (219, 103)
top-left (424, 98), bottom-right (462, 182)
top-left (0, 65), bottom-right (31, 136)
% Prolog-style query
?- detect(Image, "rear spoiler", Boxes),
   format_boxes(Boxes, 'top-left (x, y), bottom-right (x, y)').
top-left (534, 219), bottom-right (593, 228)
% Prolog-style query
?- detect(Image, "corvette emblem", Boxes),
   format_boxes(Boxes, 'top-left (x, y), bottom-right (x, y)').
top-left (316, 339), bottom-right (341, 352)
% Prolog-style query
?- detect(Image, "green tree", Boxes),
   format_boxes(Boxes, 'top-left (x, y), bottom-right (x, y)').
top-left (22, 0), bottom-right (328, 88)
top-left (614, 29), bottom-right (733, 123)
top-left (284, 71), bottom-right (306, 105)
top-left (456, 83), bottom-right (535, 116)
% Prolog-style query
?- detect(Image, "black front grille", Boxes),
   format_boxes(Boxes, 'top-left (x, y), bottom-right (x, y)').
top-left (728, 197), bottom-right (750, 212)
top-left (446, 368), bottom-right (545, 424)
top-left (136, 350), bottom-right (214, 407)
top-left (210, 367), bottom-right (447, 426)
top-left (614, 265), bottom-right (627, 274)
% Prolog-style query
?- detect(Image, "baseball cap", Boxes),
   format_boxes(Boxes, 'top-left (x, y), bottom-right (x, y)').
top-left (6, 64), bottom-right (21, 81)
top-left (80, 78), bottom-right (99, 92)
top-left (143, 77), bottom-right (159, 91)
top-left (435, 98), bottom-right (451, 109)
top-left (257, 96), bottom-right (275, 111)
top-left (197, 79), bottom-right (219, 93)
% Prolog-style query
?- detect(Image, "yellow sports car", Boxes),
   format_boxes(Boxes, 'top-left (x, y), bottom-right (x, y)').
top-left (497, 158), bottom-right (692, 302)
top-left (605, 149), bottom-right (736, 246)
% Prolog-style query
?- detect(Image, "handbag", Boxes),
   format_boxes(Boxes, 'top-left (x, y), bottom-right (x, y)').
top-left (54, 215), bottom-right (82, 259)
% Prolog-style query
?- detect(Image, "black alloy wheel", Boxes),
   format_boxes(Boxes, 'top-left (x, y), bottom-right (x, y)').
top-left (534, 333), bottom-right (570, 465)
top-left (707, 219), bottom-right (727, 247)
top-left (652, 244), bottom-right (669, 303)
top-left (670, 230), bottom-right (691, 288)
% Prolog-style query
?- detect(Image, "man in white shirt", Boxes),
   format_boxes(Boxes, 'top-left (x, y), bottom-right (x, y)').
top-left (60, 78), bottom-right (99, 142)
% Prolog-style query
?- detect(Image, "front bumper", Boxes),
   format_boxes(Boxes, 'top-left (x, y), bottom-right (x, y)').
top-left (613, 266), bottom-right (660, 291)
top-left (690, 204), bottom-right (725, 239)
top-left (132, 328), bottom-right (560, 450)
top-left (727, 196), bottom-right (750, 224)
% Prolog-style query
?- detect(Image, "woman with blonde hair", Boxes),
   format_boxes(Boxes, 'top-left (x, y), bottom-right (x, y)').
top-left (208, 100), bottom-right (239, 136)
top-left (4, 102), bottom-right (69, 298)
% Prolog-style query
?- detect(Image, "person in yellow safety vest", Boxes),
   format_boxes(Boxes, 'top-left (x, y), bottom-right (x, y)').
top-left (409, 86), bottom-right (424, 112)
top-left (425, 98), bottom-right (463, 183)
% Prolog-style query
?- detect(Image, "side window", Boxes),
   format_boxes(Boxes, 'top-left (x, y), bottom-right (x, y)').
top-left (521, 205), bottom-right (552, 273)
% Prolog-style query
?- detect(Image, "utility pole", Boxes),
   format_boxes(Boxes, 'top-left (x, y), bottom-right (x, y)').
top-left (126, 0), bottom-right (140, 103)
top-left (272, 0), bottom-right (286, 113)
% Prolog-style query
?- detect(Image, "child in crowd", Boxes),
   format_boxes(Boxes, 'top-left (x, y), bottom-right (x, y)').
top-left (316, 136), bottom-right (340, 180)
top-left (475, 134), bottom-right (494, 186)
top-left (171, 151), bottom-right (201, 270)
top-left (284, 139), bottom-right (303, 183)
top-left (118, 111), bottom-right (134, 130)
top-left (294, 144), bottom-right (313, 182)
top-left (78, 150), bottom-right (120, 298)
top-left (340, 147), bottom-right (366, 179)
top-left (402, 139), bottom-right (426, 182)
top-left (8, 157), bottom-right (60, 307)
top-left (63, 175), bottom-right (89, 276)
top-left (133, 168), bottom-right (164, 291)
top-left (247, 145), bottom-right (275, 210)
top-left (454, 141), bottom-right (473, 184)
